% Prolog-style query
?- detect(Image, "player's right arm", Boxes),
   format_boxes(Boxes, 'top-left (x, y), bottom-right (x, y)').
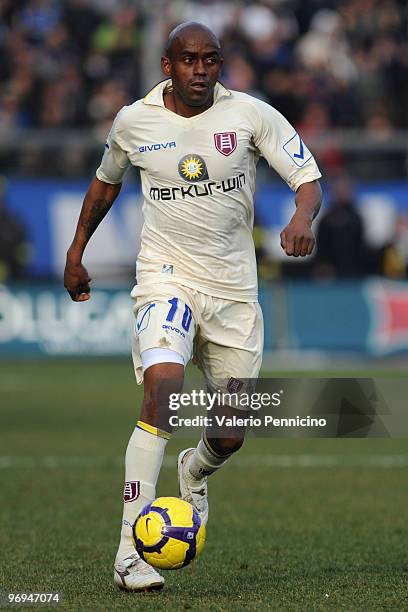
top-left (64, 178), bottom-right (122, 301)
top-left (64, 108), bottom-right (131, 302)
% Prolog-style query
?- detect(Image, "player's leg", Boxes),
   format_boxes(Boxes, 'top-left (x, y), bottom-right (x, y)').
top-left (116, 360), bottom-right (183, 561)
top-left (178, 297), bottom-right (263, 524)
top-left (189, 400), bottom-right (247, 472)
top-left (115, 287), bottom-right (196, 591)
top-left (178, 402), bottom-right (246, 525)
top-left (114, 359), bottom-right (183, 591)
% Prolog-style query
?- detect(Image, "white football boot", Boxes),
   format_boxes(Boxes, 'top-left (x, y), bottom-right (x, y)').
top-left (178, 448), bottom-right (209, 526)
top-left (114, 552), bottom-right (164, 592)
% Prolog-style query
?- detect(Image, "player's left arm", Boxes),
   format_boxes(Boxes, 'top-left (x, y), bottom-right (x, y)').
top-left (252, 98), bottom-right (323, 258)
top-left (280, 179), bottom-right (322, 257)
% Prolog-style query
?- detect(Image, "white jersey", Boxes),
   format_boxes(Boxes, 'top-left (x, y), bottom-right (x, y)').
top-left (96, 79), bottom-right (321, 301)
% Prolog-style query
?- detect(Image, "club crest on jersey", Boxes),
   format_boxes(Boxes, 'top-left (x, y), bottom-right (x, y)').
top-left (214, 132), bottom-right (237, 156)
top-left (178, 154), bottom-right (209, 182)
top-left (227, 377), bottom-right (244, 393)
top-left (123, 481), bottom-right (140, 503)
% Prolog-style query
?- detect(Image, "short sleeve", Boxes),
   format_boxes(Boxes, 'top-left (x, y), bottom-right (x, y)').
top-left (252, 99), bottom-right (322, 192)
top-left (96, 109), bottom-right (131, 184)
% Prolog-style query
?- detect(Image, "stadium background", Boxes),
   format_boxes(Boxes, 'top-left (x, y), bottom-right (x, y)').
top-left (1, 0), bottom-right (408, 361)
top-left (1, 1), bottom-right (407, 610)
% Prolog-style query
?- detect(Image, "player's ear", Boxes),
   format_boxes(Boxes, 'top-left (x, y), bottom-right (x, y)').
top-left (161, 56), bottom-right (172, 76)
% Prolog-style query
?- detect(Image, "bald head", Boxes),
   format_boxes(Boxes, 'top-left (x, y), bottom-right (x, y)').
top-left (161, 21), bottom-right (223, 114)
top-left (165, 22), bottom-right (221, 59)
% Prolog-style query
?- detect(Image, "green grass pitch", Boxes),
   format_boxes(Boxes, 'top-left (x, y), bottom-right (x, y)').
top-left (1, 359), bottom-right (407, 611)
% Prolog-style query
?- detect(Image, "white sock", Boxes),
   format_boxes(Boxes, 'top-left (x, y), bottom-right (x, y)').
top-left (116, 420), bottom-right (170, 561)
top-left (187, 433), bottom-right (231, 481)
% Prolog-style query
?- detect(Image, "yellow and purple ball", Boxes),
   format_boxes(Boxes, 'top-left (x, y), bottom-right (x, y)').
top-left (133, 496), bottom-right (206, 570)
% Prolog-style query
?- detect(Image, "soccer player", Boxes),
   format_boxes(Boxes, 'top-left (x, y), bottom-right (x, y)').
top-left (64, 22), bottom-right (322, 591)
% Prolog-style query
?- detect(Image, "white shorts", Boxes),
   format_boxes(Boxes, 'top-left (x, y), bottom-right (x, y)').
top-left (130, 282), bottom-right (263, 394)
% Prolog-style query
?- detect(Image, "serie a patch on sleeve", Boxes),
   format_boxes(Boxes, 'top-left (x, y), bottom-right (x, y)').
top-left (282, 133), bottom-right (312, 167)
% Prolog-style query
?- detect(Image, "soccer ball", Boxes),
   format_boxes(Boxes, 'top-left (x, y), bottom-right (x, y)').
top-left (132, 496), bottom-right (206, 570)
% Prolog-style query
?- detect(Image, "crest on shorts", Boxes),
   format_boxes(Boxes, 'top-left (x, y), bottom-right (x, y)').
top-left (227, 377), bottom-right (244, 393)
top-left (214, 132), bottom-right (237, 156)
top-left (123, 481), bottom-right (140, 503)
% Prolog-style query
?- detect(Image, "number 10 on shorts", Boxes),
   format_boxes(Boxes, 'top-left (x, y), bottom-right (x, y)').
top-left (166, 297), bottom-right (193, 332)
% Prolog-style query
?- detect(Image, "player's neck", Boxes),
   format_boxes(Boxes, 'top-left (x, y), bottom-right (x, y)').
top-left (163, 91), bottom-right (214, 118)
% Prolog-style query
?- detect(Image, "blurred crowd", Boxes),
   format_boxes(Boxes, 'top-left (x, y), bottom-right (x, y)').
top-left (0, 1), bottom-right (407, 153)
top-left (1, 0), bottom-right (407, 281)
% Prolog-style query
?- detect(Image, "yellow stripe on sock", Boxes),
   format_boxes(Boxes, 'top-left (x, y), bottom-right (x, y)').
top-left (136, 420), bottom-right (171, 440)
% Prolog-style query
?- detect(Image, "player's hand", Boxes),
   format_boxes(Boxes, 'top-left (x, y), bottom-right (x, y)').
top-left (280, 212), bottom-right (315, 257)
top-left (64, 259), bottom-right (91, 302)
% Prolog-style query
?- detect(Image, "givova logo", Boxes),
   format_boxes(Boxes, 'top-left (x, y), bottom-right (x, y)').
top-left (139, 141), bottom-right (176, 153)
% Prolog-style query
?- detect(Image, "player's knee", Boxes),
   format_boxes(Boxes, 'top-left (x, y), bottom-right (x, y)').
top-left (209, 435), bottom-right (244, 456)
top-left (141, 373), bottom-right (184, 428)
top-left (141, 386), bottom-right (174, 421)
top-left (142, 364), bottom-right (184, 408)
top-left (141, 392), bottom-right (158, 422)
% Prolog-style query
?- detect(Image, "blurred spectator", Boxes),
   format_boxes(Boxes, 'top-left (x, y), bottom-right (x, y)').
top-left (262, 67), bottom-right (306, 125)
top-left (63, 0), bottom-right (101, 53)
top-left (314, 176), bottom-right (365, 279)
top-left (297, 102), bottom-right (345, 173)
top-left (183, 0), bottom-right (237, 38)
top-left (296, 9), bottom-right (357, 82)
top-left (90, 6), bottom-right (143, 99)
top-left (355, 105), bottom-right (406, 179)
top-left (222, 54), bottom-right (265, 100)
top-left (88, 79), bottom-right (129, 141)
top-left (392, 214), bottom-right (408, 278)
top-left (17, 0), bottom-right (61, 44)
top-left (38, 63), bottom-right (86, 127)
top-left (0, 177), bottom-right (32, 281)
top-left (363, 205), bottom-right (407, 279)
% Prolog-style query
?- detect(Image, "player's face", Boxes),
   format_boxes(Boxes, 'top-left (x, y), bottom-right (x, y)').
top-left (162, 32), bottom-right (223, 110)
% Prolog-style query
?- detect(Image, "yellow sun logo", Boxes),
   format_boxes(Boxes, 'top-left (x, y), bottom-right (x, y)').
top-left (181, 157), bottom-right (203, 180)
top-left (178, 154), bottom-right (208, 182)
